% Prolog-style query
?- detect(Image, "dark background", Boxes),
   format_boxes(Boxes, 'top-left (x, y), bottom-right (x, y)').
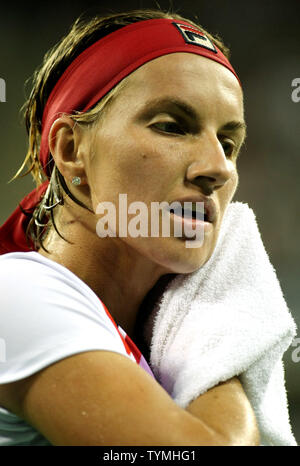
top-left (0, 0), bottom-right (299, 443)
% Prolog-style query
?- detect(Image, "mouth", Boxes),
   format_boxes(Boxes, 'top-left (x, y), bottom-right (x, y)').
top-left (168, 204), bottom-right (208, 222)
top-left (161, 195), bottom-right (216, 241)
top-left (166, 195), bottom-right (217, 224)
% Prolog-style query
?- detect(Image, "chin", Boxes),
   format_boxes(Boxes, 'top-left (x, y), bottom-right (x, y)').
top-left (149, 235), bottom-right (216, 275)
top-left (171, 250), bottom-right (213, 274)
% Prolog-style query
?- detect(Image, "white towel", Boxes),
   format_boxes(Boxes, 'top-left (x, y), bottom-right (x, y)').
top-left (148, 201), bottom-right (297, 446)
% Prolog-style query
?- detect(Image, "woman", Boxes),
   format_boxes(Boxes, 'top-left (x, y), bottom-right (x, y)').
top-left (0, 9), bottom-right (260, 445)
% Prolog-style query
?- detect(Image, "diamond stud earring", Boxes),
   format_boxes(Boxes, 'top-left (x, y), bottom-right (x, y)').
top-left (71, 176), bottom-right (81, 186)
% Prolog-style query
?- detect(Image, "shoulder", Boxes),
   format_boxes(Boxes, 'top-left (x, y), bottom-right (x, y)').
top-left (0, 251), bottom-right (129, 384)
top-left (0, 251), bottom-right (97, 301)
top-left (0, 251), bottom-right (102, 315)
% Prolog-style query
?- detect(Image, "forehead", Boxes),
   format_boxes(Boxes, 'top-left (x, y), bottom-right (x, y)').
top-left (114, 52), bottom-right (244, 120)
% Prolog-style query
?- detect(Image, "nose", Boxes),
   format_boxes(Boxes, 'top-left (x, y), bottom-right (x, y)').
top-left (185, 131), bottom-right (233, 194)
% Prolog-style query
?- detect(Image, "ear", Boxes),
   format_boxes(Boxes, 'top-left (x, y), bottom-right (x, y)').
top-left (48, 115), bottom-right (89, 185)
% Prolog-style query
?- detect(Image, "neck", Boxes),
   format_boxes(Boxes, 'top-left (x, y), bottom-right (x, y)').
top-left (38, 208), bottom-right (171, 338)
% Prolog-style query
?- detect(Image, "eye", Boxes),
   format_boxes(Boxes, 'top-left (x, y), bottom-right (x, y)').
top-left (151, 121), bottom-right (186, 135)
top-left (220, 139), bottom-right (235, 158)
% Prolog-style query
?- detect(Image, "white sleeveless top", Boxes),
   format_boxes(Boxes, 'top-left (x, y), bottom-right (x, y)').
top-left (0, 251), bottom-right (154, 445)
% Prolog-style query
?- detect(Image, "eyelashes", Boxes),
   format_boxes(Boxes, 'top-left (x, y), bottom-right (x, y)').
top-left (150, 121), bottom-right (237, 158)
top-left (220, 139), bottom-right (236, 157)
top-left (151, 121), bottom-right (186, 135)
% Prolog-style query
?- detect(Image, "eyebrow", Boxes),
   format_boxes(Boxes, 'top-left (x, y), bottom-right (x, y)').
top-left (220, 120), bottom-right (247, 133)
top-left (139, 97), bottom-right (198, 120)
top-left (139, 96), bottom-right (247, 135)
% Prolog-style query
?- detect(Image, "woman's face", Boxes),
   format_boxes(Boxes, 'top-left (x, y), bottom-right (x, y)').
top-left (85, 52), bottom-right (245, 274)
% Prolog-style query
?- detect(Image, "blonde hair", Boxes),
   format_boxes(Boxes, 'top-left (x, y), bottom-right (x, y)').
top-left (15, 8), bottom-right (230, 250)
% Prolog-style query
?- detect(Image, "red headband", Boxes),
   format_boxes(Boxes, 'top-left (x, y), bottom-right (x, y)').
top-left (0, 18), bottom-right (240, 254)
top-left (40, 18), bottom-right (240, 173)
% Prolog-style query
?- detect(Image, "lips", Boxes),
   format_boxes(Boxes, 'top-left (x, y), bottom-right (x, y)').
top-left (167, 195), bottom-right (217, 223)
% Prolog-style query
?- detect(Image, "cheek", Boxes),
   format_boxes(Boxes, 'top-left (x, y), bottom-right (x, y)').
top-left (231, 169), bottom-right (239, 196)
top-left (89, 132), bottom-right (182, 202)
top-left (213, 170), bottom-right (238, 246)
top-left (219, 169), bottom-right (239, 209)
top-left (227, 168), bottom-right (239, 198)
